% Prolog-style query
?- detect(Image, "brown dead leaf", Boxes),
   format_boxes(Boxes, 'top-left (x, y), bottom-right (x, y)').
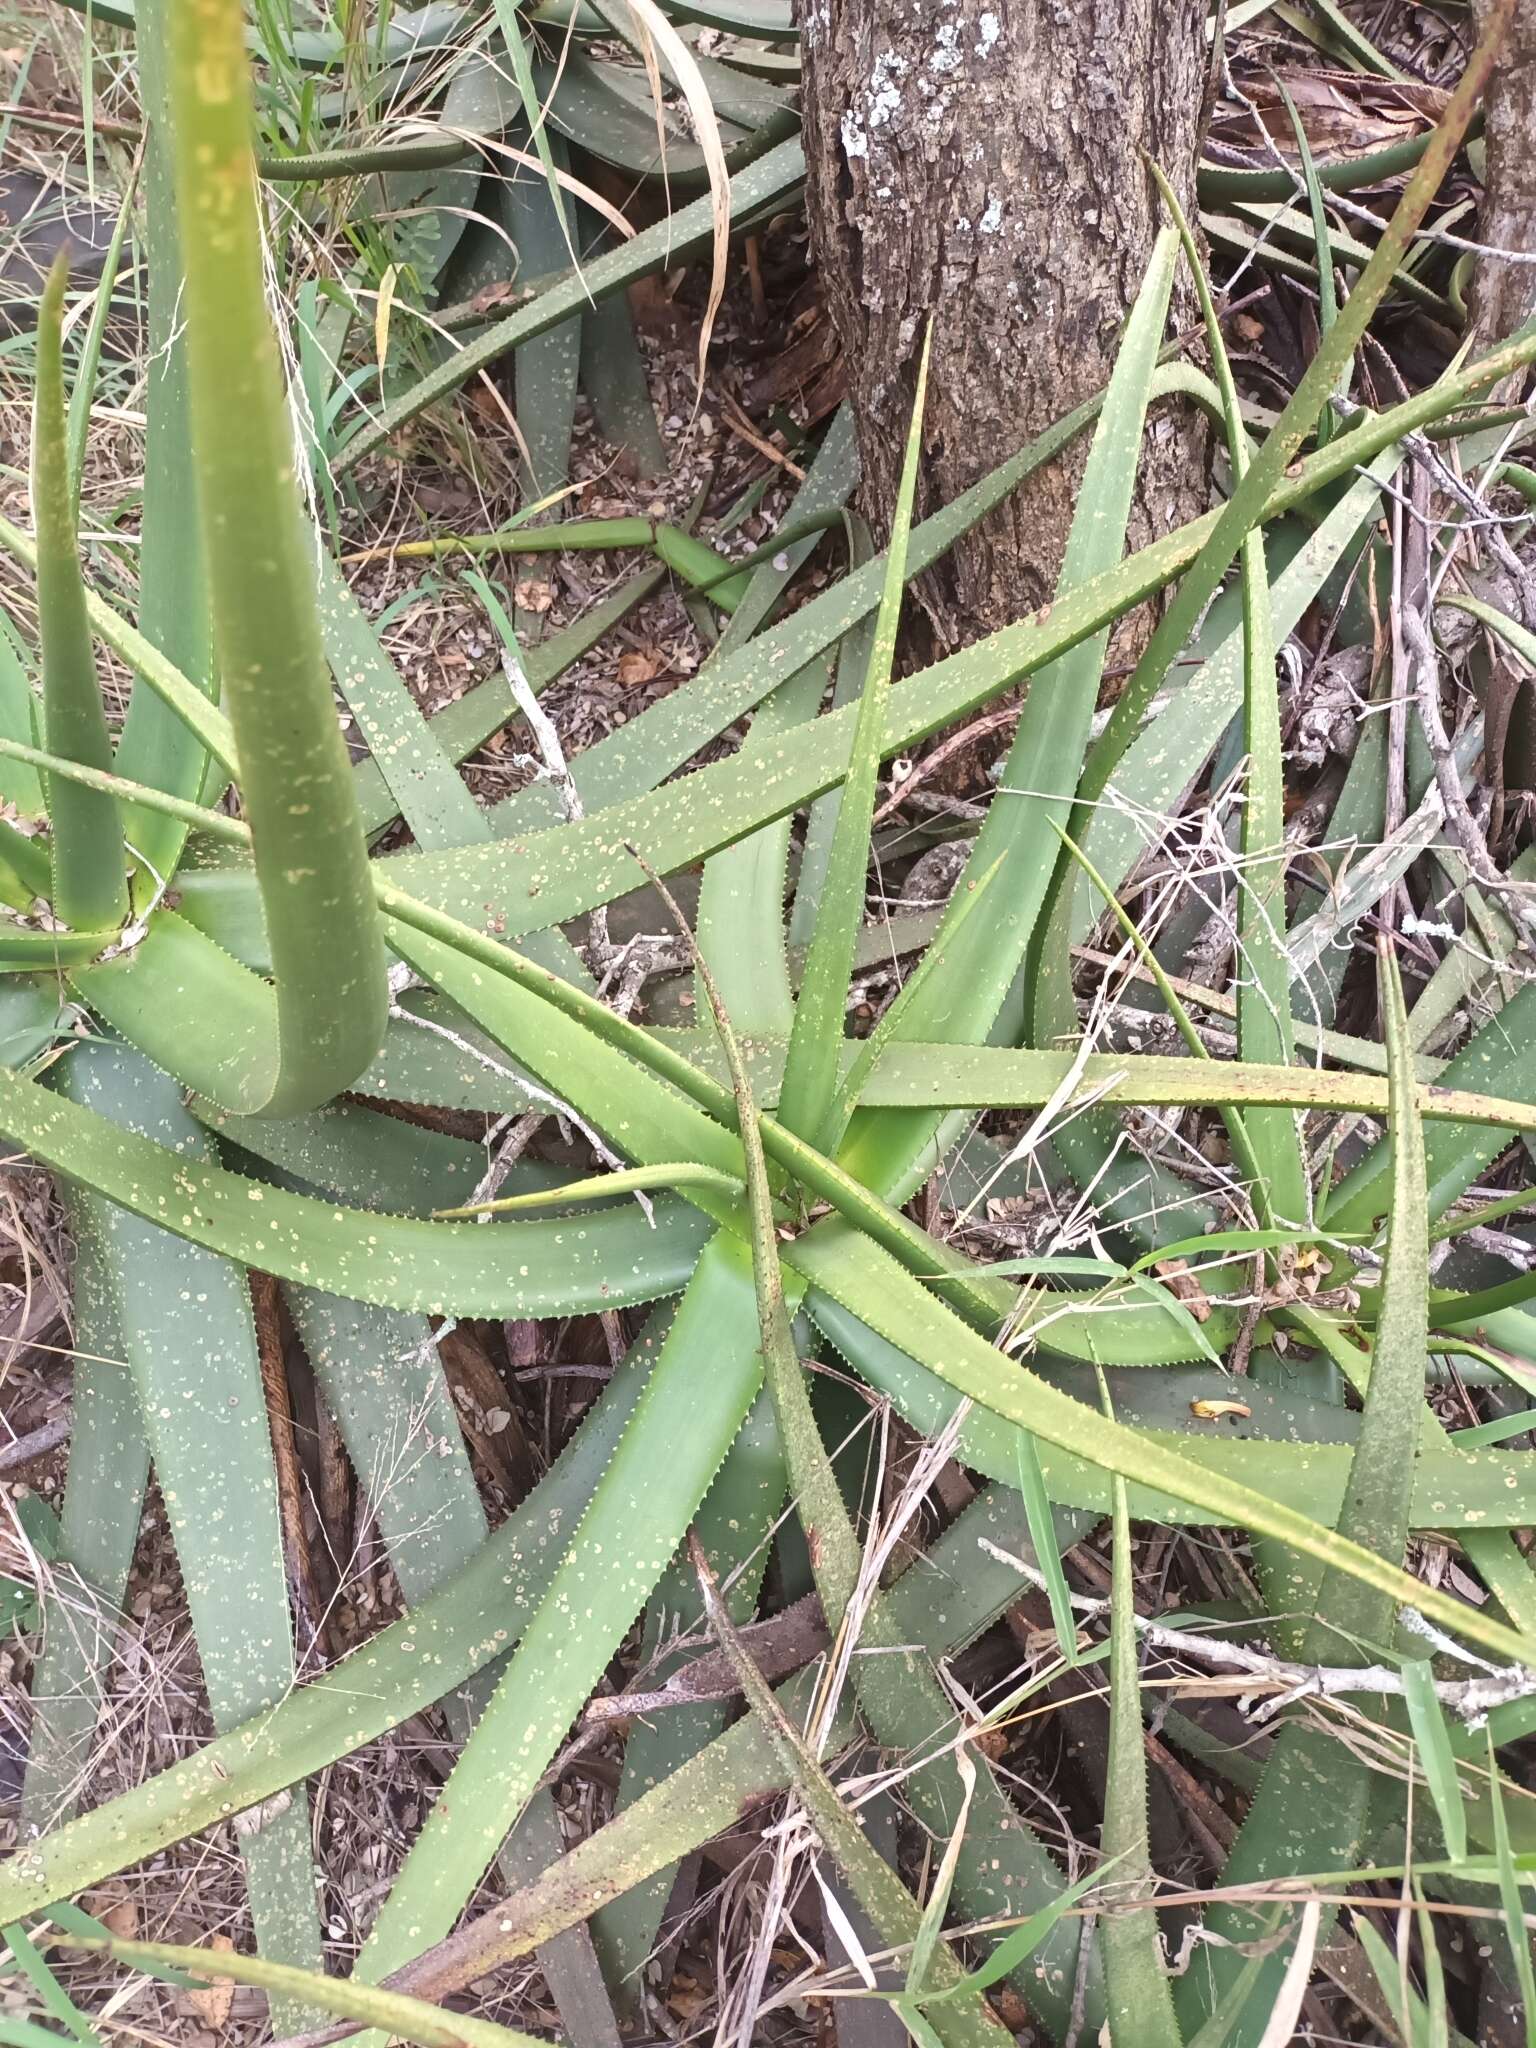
top-left (181, 1935), bottom-right (236, 2031)
top-left (86, 1894), bottom-right (139, 1940)
top-left (1190, 1399), bottom-right (1253, 1422)
top-left (514, 579), bottom-right (554, 614)
top-left (1152, 1257), bottom-right (1213, 1323)
top-left (616, 648), bottom-right (661, 688)
top-left (1211, 67), bottom-right (1450, 172)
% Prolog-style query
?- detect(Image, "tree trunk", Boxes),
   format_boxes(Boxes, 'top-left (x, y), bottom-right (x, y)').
top-left (800, 0), bottom-right (1210, 648)
top-left (1470, 0), bottom-right (1536, 347)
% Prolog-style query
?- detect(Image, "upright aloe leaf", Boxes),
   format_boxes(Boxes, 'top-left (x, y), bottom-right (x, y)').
top-left (30, 256), bottom-right (127, 934)
top-left (688, 883), bottom-right (1049, 2047)
top-left (166, 0), bottom-right (387, 1114)
top-left (1153, 166), bottom-right (1307, 1228)
top-left (776, 329), bottom-right (930, 1157)
top-left (1178, 939), bottom-right (1432, 2045)
top-left (110, 0), bottom-right (214, 885)
top-left (836, 229), bottom-right (1180, 1206)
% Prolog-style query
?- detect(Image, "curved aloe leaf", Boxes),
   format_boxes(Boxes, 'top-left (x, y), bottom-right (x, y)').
top-left (165, 0), bottom-right (387, 1114)
top-left (0, 1060), bottom-right (709, 1314)
top-left (60, 1932), bottom-right (546, 2048)
top-left (777, 332), bottom-right (930, 1155)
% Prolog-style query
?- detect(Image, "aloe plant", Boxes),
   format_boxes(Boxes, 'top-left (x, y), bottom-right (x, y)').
top-left (3, 4), bottom-right (1535, 2043)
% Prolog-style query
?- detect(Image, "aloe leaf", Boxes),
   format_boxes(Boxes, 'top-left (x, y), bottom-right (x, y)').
top-left (777, 332), bottom-right (930, 1156)
top-left (166, 0), bottom-right (387, 1114)
top-left (20, 1205), bottom-right (147, 1832)
top-left (31, 256), bottom-right (127, 934)
top-left (1324, 979), bottom-right (1536, 1233)
top-left (790, 1222), bottom-right (1533, 1667)
top-left (0, 1331), bottom-right (659, 1922)
top-left (48, 1040), bottom-right (324, 2025)
top-left (0, 1058), bottom-right (710, 1314)
top-left (489, 0), bottom-right (580, 274)
top-left (350, 1232), bottom-right (767, 1997)
top-left (1154, 164), bottom-right (1309, 1227)
top-left (1485, 1730), bottom-right (1536, 2040)
top-left (1177, 938), bottom-right (1434, 2044)
top-left (7, 337), bottom-right (1532, 905)
top-left (0, 611), bottom-right (44, 819)
top-left (363, 1482), bottom-right (1094, 2024)
top-left (505, 135), bottom-right (584, 506)
top-left (283, 1281), bottom-right (621, 2048)
top-left (806, 1292), bottom-right (1536, 1530)
top-left (579, 247), bottom-right (668, 476)
top-left (586, 1392), bottom-right (784, 2013)
top-left (1099, 1457), bottom-right (1181, 2046)
top-left (692, 410), bottom-right (859, 1030)
top-left (107, 0), bottom-right (214, 888)
top-left (351, 566), bottom-right (665, 839)
top-left (491, 360), bottom-right (1211, 840)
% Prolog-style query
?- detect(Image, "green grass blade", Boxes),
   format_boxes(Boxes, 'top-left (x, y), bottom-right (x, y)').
top-left (1403, 1658), bottom-right (1469, 1864)
top-left (31, 255), bottom-right (127, 933)
top-left (57, 1932), bottom-right (549, 2048)
top-left (1099, 1459), bottom-right (1182, 2047)
top-left (167, 0), bottom-right (387, 1113)
top-left (777, 328), bottom-right (930, 1155)
top-left (1486, 1729), bottom-right (1536, 2044)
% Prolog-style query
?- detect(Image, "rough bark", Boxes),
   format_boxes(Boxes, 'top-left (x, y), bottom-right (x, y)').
top-left (1470, 0), bottom-right (1536, 347)
top-left (800, 0), bottom-right (1210, 647)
